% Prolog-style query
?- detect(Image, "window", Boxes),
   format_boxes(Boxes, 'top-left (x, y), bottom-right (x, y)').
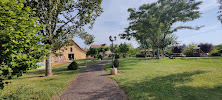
top-left (70, 47), bottom-right (73, 52)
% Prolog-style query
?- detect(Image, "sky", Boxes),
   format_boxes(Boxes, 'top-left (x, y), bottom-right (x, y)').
top-left (73, 0), bottom-right (222, 49)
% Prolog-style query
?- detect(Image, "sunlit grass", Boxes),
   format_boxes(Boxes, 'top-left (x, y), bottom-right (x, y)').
top-left (105, 57), bottom-right (222, 100)
top-left (0, 58), bottom-right (101, 100)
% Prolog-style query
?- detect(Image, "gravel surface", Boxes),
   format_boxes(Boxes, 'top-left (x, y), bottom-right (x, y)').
top-left (55, 60), bottom-right (127, 100)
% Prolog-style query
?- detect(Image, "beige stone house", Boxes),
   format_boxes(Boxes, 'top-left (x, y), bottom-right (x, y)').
top-left (52, 40), bottom-right (86, 63)
top-left (37, 40), bottom-right (86, 67)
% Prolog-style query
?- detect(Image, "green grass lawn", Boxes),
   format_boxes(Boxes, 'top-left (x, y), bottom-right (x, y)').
top-left (0, 59), bottom-right (99, 100)
top-left (105, 57), bottom-right (222, 100)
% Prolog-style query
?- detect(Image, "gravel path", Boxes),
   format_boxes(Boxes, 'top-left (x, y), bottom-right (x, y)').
top-left (56, 60), bottom-right (127, 100)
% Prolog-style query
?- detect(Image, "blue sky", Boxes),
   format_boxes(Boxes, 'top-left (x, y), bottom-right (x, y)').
top-left (74, 0), bottom-right (222, 48)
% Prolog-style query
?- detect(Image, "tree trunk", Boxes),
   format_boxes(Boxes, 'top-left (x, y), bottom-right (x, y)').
top-left (156, 48), bottom-right (160, 59)
top-left (162, 48), bottom-right (165, 58)
top-left (152, 49), bottom-right (155, 58)
top-left (45, 50), bottom-right (52, 76)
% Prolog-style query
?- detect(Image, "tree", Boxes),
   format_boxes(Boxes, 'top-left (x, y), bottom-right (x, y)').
top-left (87, 48), bottom-right (98, 58)
top-left (119, 43), bottom-right (130, 58)
top-left (172, 46), bottom-right (184, 53)
top-left (98, 47), bottom-right (110, 56)
top-left (218, 0), bottom-right (222, 23)
top-left (184, 43), bottom-right (197, 57)
top-left (120, 0), bottom-right (202, 59)
top-left (24, 0), bottom-right (103, 76)
top-left (198, 43), bottom-right (214, 53)
top-left (128, 44), bottom-right (139, 57)
top-left (0, 0), bottom-right (48, 89)
top-left (110, 44), bottom-right (119, 54)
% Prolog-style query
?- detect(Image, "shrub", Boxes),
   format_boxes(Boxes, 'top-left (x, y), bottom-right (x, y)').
top-left (219, 50), bottom-right (222, 54)
top-left (198, 43), bottom-right (214, 53)
top-left (115, 54), bottom-right (120, 59)
top-left (136, 54), bottom-right (146, 57)
top-left (68, 61), bottom-right (79, 70)
top-left (108, 54), bottom-right (112, 57)
top-left (98, 55), bottom-right (103, 60)
top-left (211, 53), bottom-right (221, 56)
top-left (114, 59), bottom-right (120, 67)
top-left (172, 46), bottom-right (184, 53)
top-left (184, 49), bottom-right (193, 57)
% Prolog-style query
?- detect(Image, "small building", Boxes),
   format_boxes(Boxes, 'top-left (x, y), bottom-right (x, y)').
top-left (140, 49), bottom-right (153, 57)
top-left (37, 40), bottom-right (86, 67)
top-left (193, 47), bottom-right (210, 57)
top-left (90, 43), bottom-right (112, 56)
top-left (52, 40), bottom-right (86, 62)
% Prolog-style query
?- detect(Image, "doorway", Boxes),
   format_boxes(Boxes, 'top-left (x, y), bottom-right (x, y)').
top-left (68, 54), bottom-right (74, 60)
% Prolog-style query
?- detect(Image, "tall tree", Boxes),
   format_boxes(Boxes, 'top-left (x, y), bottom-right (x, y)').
top-left (98, 47), bottom-right (110, 56)
top-left (119, 43), bottom-right (130, 58)
top-left (0, 0), bottom-right (48, 89)
top-left (86, 48), bottom-right (98, 58)
top-left (24, 0), bottom-right (103, 76)
top-left (110, 44), bottom-right (119, 55)
top-left (120, 0), bottom-right (202, 59)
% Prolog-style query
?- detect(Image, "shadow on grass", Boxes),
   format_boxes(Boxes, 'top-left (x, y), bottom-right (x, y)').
top-left (125, 70), bottom-right (222, 100)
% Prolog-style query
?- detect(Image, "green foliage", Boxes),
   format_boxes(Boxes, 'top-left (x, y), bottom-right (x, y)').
top-left (98, 55), bottom-right (103, 60)
top-left (119, 43), bottom-right (130, 58)
top-left (0, 0), bottom-right (49, 89)
top-left (110, 44), bottom-right (119, 54)
top-left (172, 46), bottom-right (184, 53)
top-left (183, 43), bottom-right (197, 57)
top-left (115, 54), bottom-right (120, 59)
top-left (24, 0), bottom-right (103, 76)
top-left (128, 44), bottom-right (139, 57)
top-left (114, 59), bottom-right (120, 67)
top-left (211, 53), bottom-right (221, 56)
top-left (120, 0), bottom-right (202, 59)
top-left (98, 46), bottom-right (110, 56)
top-left (87, 48), bottom-right (99, 57)
top-left (68, 61), bottom-right (79, 70)
top-left (136, 54), bottom-right (146, 58)
top-left (210, 44), bottom-right (222, 56)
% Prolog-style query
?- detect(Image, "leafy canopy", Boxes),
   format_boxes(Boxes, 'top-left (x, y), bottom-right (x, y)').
top-left (120, 0), bottom-right (202, 59)
top-left (198, 43), bottom-right (214, 53)
top-left (0, 0), bottom-right (49, 89)
top-left (24, 0), bottom-right (103, 76)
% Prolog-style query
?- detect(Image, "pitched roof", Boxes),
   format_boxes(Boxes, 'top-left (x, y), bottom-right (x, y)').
top-left (90, 44), bottom-right (107, 48)
top-left (69, 40), bottom-right (86, 53)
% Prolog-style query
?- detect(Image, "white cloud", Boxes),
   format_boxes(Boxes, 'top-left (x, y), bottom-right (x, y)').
top-left (199, 0), bottom-right (219, 12)
top-left (74, 0), bottom-right (222, 49)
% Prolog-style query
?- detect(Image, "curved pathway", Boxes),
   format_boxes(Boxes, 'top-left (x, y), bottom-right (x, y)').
top-left (56, 60), bottom-right (127, 100)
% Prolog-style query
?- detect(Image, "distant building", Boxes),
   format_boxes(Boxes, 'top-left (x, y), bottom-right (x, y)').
top-left (37, 40), bottom-right (86, 67)
top-left (90, 43), bottom-right (112, 56)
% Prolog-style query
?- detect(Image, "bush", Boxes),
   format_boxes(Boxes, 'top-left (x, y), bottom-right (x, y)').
top-left (184, 49), bottom-right (193, 57)
top-left (218, 50), bottom-right (222, 54)
top-left (136, 54), bottom-right (146, 57)
top-left (115, 54), bottom-right (120, 59)
top-left (68, 61), bottom-right (79, 70)
top-left (172, 46), bottom-right (184, 53)
top-left (198, 43), bottom-right (214, 53)
top-left (98, 55), bottom-right (103, 60)
top-left (108, 54), bottom-right (112, 57)
top-left (211, 53), bottom-right (221, 56)
top-left (114, 59), bottom-right (120, 67)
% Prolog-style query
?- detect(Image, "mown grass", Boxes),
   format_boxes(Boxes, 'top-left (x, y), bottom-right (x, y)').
top-left (105, 57), bottom-right (222, 100)
top-left (0, 58), bottom-right (99, 100)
